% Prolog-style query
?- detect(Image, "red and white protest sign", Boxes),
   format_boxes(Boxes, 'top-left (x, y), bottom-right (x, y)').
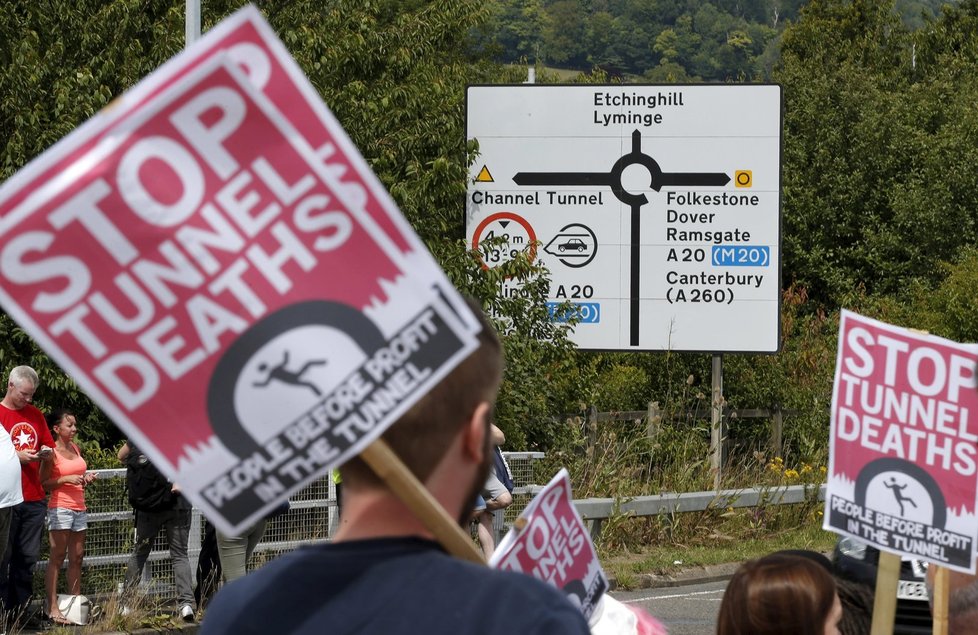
top-left (825, 310), bottom-right (978, 572)
top-left (490, 469), bottom-right (608, 622)
top-left (0, 12), bottom-right (478, 536)
top-left (0, 7), bottom-right (474, 333)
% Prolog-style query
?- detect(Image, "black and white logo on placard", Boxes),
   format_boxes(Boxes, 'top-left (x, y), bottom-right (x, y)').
top-left (207, 301), bottom-right (386, 461)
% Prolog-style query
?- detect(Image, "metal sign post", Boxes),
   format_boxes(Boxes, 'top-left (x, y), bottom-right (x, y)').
top-left (186, 0), bottom-right (201, 46)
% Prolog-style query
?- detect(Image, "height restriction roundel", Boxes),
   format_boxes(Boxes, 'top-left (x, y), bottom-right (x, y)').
top-left (471, 211), bottom-right (537, 270)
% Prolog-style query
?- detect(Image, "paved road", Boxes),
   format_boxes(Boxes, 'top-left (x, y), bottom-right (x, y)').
top-left (611, 579), bottom-right (728, 635)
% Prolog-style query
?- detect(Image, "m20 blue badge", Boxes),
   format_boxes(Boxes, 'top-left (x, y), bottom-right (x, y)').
top-left (712, 245), bottom-right (770, 267)
top-left (547, 302), bottom-right (600, 324)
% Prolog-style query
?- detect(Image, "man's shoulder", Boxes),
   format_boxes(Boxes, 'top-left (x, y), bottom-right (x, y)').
top-left (202, 539), bottom-right (590, 635)
top-left (0, 403), bottom-right (44, 426)
top-left (24, 404), bottom-right (46, 427)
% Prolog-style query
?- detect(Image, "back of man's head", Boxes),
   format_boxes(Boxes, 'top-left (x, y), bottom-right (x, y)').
top-left (341, 299), bottom-right (503, 488)
top-left (945, 572), bottom-right (978, 634)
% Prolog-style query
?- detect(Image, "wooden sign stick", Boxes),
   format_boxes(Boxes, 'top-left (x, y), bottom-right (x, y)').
top-left (870, 551), bottom-right (901, 635)
top-left (932, 566), bottom-right (949, 635)
top-left (360, 439), bottom-right (485, 564)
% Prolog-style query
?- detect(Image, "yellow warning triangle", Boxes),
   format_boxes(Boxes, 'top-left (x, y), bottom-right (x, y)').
top-left (476, 165), bottom-right (494, 183)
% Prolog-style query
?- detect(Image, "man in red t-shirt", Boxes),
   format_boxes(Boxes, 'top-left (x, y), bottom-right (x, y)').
top-left (0, 365), bottom-right (54, 614)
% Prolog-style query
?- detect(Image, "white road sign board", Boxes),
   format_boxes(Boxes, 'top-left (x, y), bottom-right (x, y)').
top-left (466, 84), bottom-right (782, 352)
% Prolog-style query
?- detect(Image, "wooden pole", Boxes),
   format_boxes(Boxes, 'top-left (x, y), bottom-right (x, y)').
top-left (771, 404), bottom-right (783, 457)
top-left (870, 551), bottom-right (901, 635)
top-left (932, 566), bottom-right (949, 635)
top-left (710, 354), bottom-right (725, 490)
top-left (646, 400), bottom-right (661, 440)
top-left (587, 405), bottom-right (598, 454)
top-left (359, 439), bottom-right (485, 564)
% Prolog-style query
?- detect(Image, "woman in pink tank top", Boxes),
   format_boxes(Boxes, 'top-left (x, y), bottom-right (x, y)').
top-left (39, 410), bottom-right (97, 625)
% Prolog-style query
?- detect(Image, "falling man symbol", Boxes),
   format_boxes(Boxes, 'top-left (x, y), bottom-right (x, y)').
top-left (884, 477), bottom-right (918, 517)
top-left (253, 350), bottom-right (328, 396)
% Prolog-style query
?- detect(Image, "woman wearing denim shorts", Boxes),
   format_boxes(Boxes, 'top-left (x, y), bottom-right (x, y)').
top-left (39, 409), bottom-right (96, 625)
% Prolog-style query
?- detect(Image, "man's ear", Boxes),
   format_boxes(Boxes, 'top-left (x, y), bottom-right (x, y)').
top-left (463, 401), bottom-right (491, 463)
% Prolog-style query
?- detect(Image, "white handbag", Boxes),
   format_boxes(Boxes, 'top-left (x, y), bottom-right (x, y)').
top-left (56, 593), bottom-right (92, 625)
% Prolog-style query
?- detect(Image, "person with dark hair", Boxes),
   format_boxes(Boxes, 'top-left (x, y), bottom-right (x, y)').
top-left (201, 301), bottom-right (590, 635)
top-left (833, 576), bottom-right (873, 635)
top-left (771, 549), bottom-right (872, 635)
top-left (717, 552), bottom-right (843, 635)
top-left (40, 409), bottom-right (96, 624)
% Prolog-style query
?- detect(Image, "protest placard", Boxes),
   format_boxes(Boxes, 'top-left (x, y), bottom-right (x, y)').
top-left (825, 310), bottom-right (978, 572)
top-left (0, 13), bottom-right (478, 535)
top-left (490, 469), bottom-right (608, 621)
top-left (0, 7), bottom-right (474, 334)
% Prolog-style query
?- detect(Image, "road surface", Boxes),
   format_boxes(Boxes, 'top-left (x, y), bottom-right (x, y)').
top-left (611, 579), bottom-right (728, 635)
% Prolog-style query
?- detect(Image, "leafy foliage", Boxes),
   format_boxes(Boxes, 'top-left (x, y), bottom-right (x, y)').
top-left (776, 0), bottom-right (978, 307)
top-left (478, 0), bottom-right (791, 80)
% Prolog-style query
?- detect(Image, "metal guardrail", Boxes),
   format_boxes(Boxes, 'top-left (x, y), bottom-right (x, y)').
top-left (33, 452), bottom-right (546, 598)
top-left (32, 453), bottom-right (823, 598)
top-left (572, 483), bottom-right (828, 540)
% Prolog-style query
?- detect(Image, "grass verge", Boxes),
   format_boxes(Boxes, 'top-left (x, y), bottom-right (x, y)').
top-left (601, 523), bottom-right (837, 589)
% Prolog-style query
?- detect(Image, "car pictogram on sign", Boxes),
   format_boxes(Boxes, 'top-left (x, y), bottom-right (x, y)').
top-left (544, 223), bottom-right (597, 268)
top-left (558, 238), bottom-right (587, 252)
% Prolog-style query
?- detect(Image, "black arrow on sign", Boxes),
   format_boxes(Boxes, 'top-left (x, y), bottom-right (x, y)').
top-left (513, 172), bottom-right (614, 187)
top-left (513, 130), bottom-right (731, 346)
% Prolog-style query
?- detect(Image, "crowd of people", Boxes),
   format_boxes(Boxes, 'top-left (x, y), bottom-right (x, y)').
top-left (0, 364), bottom-right (276, 627)
top-left (0, 352), bottom-right (530, 630)
top-left (3, 299), bottom-right (978, 634)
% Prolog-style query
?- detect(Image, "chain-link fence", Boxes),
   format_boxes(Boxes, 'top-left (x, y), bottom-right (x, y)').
top-left (34, 452), bottom-right (544, 599)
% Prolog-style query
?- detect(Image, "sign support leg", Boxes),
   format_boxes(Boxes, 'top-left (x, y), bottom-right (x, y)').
top-left (870, 551), bottom-right (901, 635)
top-left (360, 439), bottom-right (485, 564)
top-left (185, 0), bottom-right (200, 46)
top-left (932, 566), bottom-right (949, 635)
top-left (710, 354), bottom-right (725, 490)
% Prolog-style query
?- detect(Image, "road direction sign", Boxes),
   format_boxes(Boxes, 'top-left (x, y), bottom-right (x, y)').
top-left (466, 84), bottom-right (782, 352)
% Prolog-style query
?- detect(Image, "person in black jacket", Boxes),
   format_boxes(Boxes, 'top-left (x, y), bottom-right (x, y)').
top-left (118, 442), bottom-right (195, 622)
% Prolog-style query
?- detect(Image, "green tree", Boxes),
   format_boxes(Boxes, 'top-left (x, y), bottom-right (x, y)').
top-left (776, 0), bottom-right (908, 304)
top-left (485, 0), bottom-right (549, 62)
top-left (653, 28), bottom-right (681, 62)
top-left (542, 0), bottom-right (588, 66)
top-left (585, 11), bottom-right (622, 68)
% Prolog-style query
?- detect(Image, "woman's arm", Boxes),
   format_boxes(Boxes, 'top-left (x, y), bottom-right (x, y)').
top-left (39, 459), bottom-right (80, 491)
top-left (40, 457), bottom-right (55, 493)
top-left (489, 423), bottom-right (505, 447)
